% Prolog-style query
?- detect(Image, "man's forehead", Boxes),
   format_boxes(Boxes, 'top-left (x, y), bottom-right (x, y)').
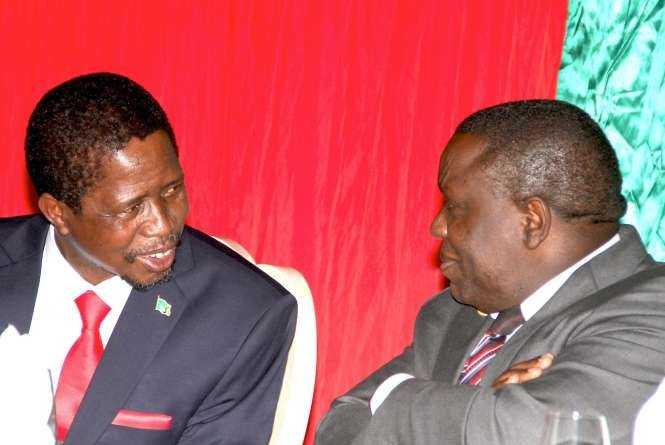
top-left (112, 145), bottom-right (143, 170)
top-left (82, 131), bottom-right (183, 201)
top-left (438, 132), bottom-right (488, 189)
top-left (102, 131), bottom-right (179, 174)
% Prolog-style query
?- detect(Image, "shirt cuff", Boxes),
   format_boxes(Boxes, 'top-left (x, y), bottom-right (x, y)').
top-left (370, 373), bottom-right (414, 415)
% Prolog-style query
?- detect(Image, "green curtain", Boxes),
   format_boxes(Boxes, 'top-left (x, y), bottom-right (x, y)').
top-left (557, 0), bottom-right (665, 259)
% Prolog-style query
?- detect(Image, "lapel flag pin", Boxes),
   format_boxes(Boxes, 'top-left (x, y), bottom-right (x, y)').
top-left (155, 296), bottom-right (172, 317)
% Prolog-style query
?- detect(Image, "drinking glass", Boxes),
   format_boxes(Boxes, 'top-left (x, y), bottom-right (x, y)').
top-left (541, 411), bottom-right (611, 445)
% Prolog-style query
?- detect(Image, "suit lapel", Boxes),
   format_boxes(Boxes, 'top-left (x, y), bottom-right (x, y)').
top-left (483, 225), bottom-right (651, 385)
top-left (431, 302), bottom-right (490, 383)
top-left (483, 266), bottom-right (600, 385)
top-left (64, 233), bottom-right (195, 445)
top-left (0, 216), bottom-right (49, 333)
top-left (527, 226), bottom-right (649, 326)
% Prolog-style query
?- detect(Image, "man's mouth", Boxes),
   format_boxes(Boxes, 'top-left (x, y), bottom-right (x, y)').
top-left (439, 252), bottom-right (457, 269)
top-left (440, 259), bottom-right (456, 271)
top-left (438, 248), bottom-right (462, 277)
top-left (134, 247), bottom-right (176, 273)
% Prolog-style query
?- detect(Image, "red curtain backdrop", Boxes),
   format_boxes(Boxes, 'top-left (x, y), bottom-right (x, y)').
top-left (0, 1), bottom-right (567, 442)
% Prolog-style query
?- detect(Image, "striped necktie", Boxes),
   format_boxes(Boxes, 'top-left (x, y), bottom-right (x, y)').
top-left (458, 306), bottom-right (524, 385)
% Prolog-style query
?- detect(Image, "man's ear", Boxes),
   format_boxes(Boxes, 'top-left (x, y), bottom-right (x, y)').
top-left (37, 193), bottom-right (73, 237)
top-left (521, 197), bottom-right (551, 249)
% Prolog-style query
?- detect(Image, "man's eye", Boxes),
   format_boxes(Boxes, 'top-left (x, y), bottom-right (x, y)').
top-left (164, 183), bottom-right (183, 197)
top-left (116, 203), bottom-right (142, 217)
top-left (443, 202), bottom-right (465, 217)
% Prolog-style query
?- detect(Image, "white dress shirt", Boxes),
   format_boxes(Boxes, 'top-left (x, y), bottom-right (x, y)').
top-left (28, 225), bottom-right (132, 386)
top-left (370, 233), bottom-right (621, 414)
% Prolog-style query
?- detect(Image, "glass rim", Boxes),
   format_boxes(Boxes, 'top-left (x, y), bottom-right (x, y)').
top-left (546, 410), bottom-right (609, 422)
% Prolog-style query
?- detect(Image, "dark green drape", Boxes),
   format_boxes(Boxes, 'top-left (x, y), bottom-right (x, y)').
top-left (558, 0), bottom-right (665, 259)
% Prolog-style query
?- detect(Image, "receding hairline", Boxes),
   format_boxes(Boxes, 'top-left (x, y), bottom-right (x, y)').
top-left (446, 99), bottom-right (626, 223)
top-left (25, 72), bottom-right (177, 212)
top-left (437, 132), bottom-right (492, 191)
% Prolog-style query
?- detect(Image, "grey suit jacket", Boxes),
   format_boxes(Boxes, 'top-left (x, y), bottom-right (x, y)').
top-left (316, 225), bottom-right (665, 445)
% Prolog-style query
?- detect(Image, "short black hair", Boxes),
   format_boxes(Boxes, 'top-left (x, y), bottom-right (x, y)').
top-left (456, 99), bottom-right (626, 223)
top-left (25, 72), bottom-right (176, 212)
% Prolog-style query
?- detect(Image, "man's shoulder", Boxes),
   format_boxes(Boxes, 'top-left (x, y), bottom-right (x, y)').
top-left (416, 289), bottom-right (474, 326)
top-left (593, 263), bottom-right (665, 306)
top-left (176, 226), bottom-right (295, 313)
top-left (0, 214), bottom-right (47, 265)
top-left (580, 226), bottom-right (665, 306)
top-left (0, 214), bottom-right (43, 234)
top-left (181, 225), bottom-right (275, 282)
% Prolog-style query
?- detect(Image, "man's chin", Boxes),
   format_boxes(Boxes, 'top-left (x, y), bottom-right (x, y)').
top-left (121, 267), bottom-right (174, 291)
top-left (448, 286), bottom-right (484, 312)
top-left (448, 282), bottom-right (462, 300)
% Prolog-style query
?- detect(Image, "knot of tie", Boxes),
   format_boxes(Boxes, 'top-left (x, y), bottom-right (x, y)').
top-left (457, 306), bottom-right (525, 385)
top-left (487, 306), bottom-right (524, 338)
top-left (75, 290), bottom-right (110, 330)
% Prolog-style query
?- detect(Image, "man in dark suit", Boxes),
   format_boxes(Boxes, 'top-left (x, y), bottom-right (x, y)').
top-left (316, 100), bottom-right (665, 445)
top-left (0, 73), bottom-right (296, 444)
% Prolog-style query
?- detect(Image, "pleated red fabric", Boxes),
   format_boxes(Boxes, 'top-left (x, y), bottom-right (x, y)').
top-left (0, 2), bottom-right (568, 442)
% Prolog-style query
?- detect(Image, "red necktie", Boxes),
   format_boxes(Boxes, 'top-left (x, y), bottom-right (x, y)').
top-left (458, 307), bottom-right (524, 385)
top-left (55, 290), bottom-right (110, 441)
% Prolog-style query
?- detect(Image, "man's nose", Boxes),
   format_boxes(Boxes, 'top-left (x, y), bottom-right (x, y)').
top-left (430, 210), bottom-right (447, 239)
top-left (143, 199), bottom-right (175, 238)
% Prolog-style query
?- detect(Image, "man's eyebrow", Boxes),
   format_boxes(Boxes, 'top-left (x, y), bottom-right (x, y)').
top-left (114, 194), bottom-right (146, 209)
top-left (437, 151), bottom-right (453, 187)
top-left (438, 165), bottom-right (453, 191)
top-left (112, 173), bottom-right (186, 207)
top-left (163, 175), bottom-right (186, 189)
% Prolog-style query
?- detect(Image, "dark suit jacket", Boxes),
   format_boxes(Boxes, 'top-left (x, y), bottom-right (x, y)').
top-left (316, 225), bottom-right (665, 445)
top-left (0, 214), bottom-right (297, 445)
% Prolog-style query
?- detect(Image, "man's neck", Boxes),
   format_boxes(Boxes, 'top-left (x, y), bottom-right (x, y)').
top-left (496, 222), bottom-right (620, 313)
top-left (518, 231), bottom-right (621, 321)
top-left (53, 232), bottom-right (114, 285)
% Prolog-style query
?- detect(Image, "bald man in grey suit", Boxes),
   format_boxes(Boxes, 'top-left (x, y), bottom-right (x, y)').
top-left (315, 100), bottom-right (665, 445)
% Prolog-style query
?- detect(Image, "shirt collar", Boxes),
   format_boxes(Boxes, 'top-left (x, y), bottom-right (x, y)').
top-left (519, 232), bottom-right (621, 321)
top-left (488, 232), bottom-right (621, 321)
top-left (44, 225), bottom-right (132, 309)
